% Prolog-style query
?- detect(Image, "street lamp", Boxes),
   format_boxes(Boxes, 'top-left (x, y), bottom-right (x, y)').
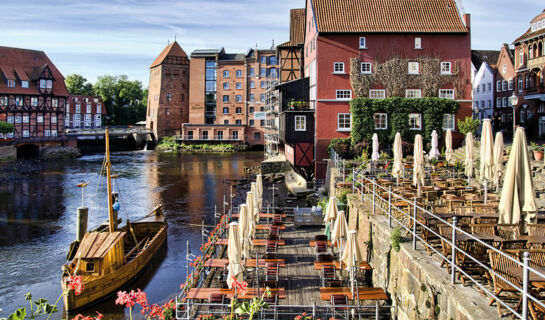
top-left (509, 92), bottom-right (519, 139)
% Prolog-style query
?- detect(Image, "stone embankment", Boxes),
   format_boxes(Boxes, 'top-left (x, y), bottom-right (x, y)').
top-left (40, 146), bottom-right (81, 159)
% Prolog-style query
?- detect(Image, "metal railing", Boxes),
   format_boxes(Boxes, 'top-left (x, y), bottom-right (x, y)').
top-left (177, 135), bottom-right (242, 141)
top-left (351, 168), bottom-right (545, 320)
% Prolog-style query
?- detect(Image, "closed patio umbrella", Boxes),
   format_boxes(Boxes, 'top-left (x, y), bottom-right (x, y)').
top-left (392, 132), bottom-right (403, 182)
top-left (465, 132), bottom-right (474, 185)
top-left (498, 128), bottom-right (537, 232)
top-left (341, 230), bottom-right (364, 296)
top-left (251, 182), bottom-right (260, 221)
top-left (479, 119), bottom-right (495, 203)
top-left (238, 204), bottom-right (251, 259)
top-left (227, 221), bottom-right (244, 289)
top-left (247, 191), bottom-right (258, 228)
top-left (371, 133), bottom-right (380, 163)
top-left (493, 131), bottom-right (505, 190)
top-left (323, 196), bottom-right (337, 240)
top-left (445, 129), bottom-right (453, 165)
top-left (256, 174), bottom-right (263, 208)
top-left (429, 130), bottom-right (440, 159)
top-left (331, 210), bottom-right (349, 252)
top-left (413, 134), bottom-right (425, 195)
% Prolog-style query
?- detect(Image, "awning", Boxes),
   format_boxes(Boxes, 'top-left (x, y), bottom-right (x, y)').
top-left (524, 94), bottom-right (545, 101)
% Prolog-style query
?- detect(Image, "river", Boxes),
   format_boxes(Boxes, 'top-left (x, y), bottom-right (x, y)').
top-left (0, 151), bottom-right (263, 319)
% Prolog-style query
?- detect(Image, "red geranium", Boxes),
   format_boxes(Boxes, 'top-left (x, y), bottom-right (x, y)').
top-left (68, 275), bottom-right (85, 295)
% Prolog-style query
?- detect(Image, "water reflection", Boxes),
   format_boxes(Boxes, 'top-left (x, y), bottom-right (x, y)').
top-left (0, 151), bottom-right (263, 319)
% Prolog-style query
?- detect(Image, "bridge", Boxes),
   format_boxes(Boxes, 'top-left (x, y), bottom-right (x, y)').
top-left (65, 127), bottom-right (153, 138)
top-left (65, 127), bottom-right (156, 151)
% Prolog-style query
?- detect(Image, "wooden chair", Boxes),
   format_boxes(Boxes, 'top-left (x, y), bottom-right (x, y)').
top-left (496, 224), bottom-right (521, 240)
top-left (208, 293), bottom-right (228, 310)
top-left (329, 294), bottom-right (349, 320)
top-left (318, 254), bottom-right (334, 262)
top-left (315, 234), bottom-right (328, 241)
top-left (470, 224), bottom-right (496, 236)
top-left (266, 241), bottom-right (278, 255)
top-left (528, 224), bottom-right (545, 237)
top-left (266, 263), bottom-right (279, 281)
top-left (487, 250), bottom-right (521, 316)
top-left (262, 280), bottom-right (278, 289)
top-left (321, 265), bottom-right (336, 286)
top-left (500, 240), bottom-right (527, 251)
top-left (261, 293), bottom-right (279, 320)
top-left (525, 249), bottom-right (545, 268)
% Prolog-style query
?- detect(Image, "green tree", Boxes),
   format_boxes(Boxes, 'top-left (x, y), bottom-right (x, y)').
top-left (65, 74), bottom-right (94, 95)
top-left (457, 116), bottom-right (481, 135)
top-left (93, 75), bottom-right (147, 125)
top-left (0, 121), bottom-right (14, 134)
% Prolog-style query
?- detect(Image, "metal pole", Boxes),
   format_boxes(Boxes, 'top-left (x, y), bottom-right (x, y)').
top-left (375, 301), bottom-right (380, 320)
top-left (352, 170), bottom-right (355, 194)
top-left (312, 301), bottom-right (316, 317)
top-left (372, 179), bottom-right (376, 215)
top-left (342, 159), bottom-right (346, 180)
top-left (513, 104), bottom-right (516, 141)
top-left (522, 251), bottom-right (530, 320)
top-left (484, 180), bottom-right (488, 205)
top-left (230, 185), bottom-right (233, 211)
top-left (451, 217), bottom-right (457, 284)
top-left (201, 221), bottom-right (205, 248)
top-left (412, 198), bottom-right (417, 250)
top-left (388, 186), bottom-right (392, 228)
top-left (186, 240), bottom-right (190, 279)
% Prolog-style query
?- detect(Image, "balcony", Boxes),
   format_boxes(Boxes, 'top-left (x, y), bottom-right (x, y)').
top-left (527, 55), bottom-right (545, 70)
top-left (176, 135), bottom-right (242, 141)
top-left (282, 99), bottom-right (315, 112)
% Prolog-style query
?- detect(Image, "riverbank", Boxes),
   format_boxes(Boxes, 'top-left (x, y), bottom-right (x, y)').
top-left (156, 136), bottom-right (247, 152)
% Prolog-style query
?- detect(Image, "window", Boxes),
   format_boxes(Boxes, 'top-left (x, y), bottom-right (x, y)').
top-left (333, 62), bottom-right (345, 73)
top-left (359, 37), bottom-right (366, 49)
top-left (260, 68), bottom-right (267, 77)
top-left (40, 79), bottom-right (46, 88)
top-left (270, 68), bottom-right (278, 78)
top-left (295, 115), bottom-right (306, 131)
top-left (518, 76), bottom-right (523, 93)
top-left (260, 81), bottom-right (266, 89)
top-left (250, 94), bottom-right (255, 102)
top-left (408, 62), bottom-right (419, 74)
top-left (235, 95), bottom-right (242, 102)
top-left (96, 104), bottom-right (101, 113)
top-left (519, 50), bottom-right (524, 66)
top-left (217, 131), bottom-right (223, 140)
top-left (235, 120), bottom-right (242, 125)
top-left (369, 89), bottom-right (385, 99)
top-left (442, 114), bottom-right (455, 130)
top-left (249, 119), bottom-right (255, 126)
top-left (502, 80), bottom-right (507, 91)
top-left (497, 81), bottom-right (501, 92)
top-left (202, 131), bottom-right (208, 140)
top-left (374, 113), bottom-right (388, 129)
top-left (21, 80), bottom-right (28, 88)
top-left (481, 100), bottom-right (485, 109)
top-left (44, 130), bottom-right (50, 137)
top-left (249, 107), bottom-right (254, 113)
top-left (439, 89), bottom-right (455, 99)
top-left (476, 86), bottom-right (480, 93)
top-left (232, 131), bottom-right (238, 140)
top-left (336, 90), bottom-right (351, 100)
top-left (236, 107), bottom-right (242, 114)
top-left (22, 130), bottom-right (30, 138)
top-left (249, 68), bottom-right (255, 76)
top-left (224, 120), bottom-right (229, 124)
top-left (497, 97), bottom-right (501, 107)
top-left (361, 62), bottom-right (372, 74)
top-left (236, 70), bottom-right (242, 78)
top-left (409, 113), bottom-right (422, 130)
top-left (37, 115), bottom-right (43, 123)
top-left (337, 113), bottom-right (351, 131)
top-left (7, 116), bottom-right (14, 123)
top-left (414, 37), bottom-right (422, 49)
top-left (187, 131), bottom-right (193, 140)
top-left (223, 70), bottom-right (229, 78)
top-left (46, 80), bottom-right (52, 89)
top-left (440, 62), bottom-right (451, 74)
top-left (75, 104), bottom-right (81, 113)
top-left (223, 107), bottom-right (229, 114)
top-left (31, 97), bottom-right (38, 107)
top-left (488, 100), bottom-right (492, 108)
top-left (508, 79), bottom-right (513, 90)
top-left (261, 56), bottom-right (267, 64)
top-left (94, 114), bottom-right (101, 128)
top-left (260, 94), bottom-right (265, 102)
top-left (270, 56), bottom-right (278, 65)
top-left (260, 120), bottom-right (265, 126)
top-left (488, 83), bottom-right (492, 91)
top-left (73, 114), bottom-right (81, 127)
top-left (482, 84), bottom-right (486, 92)
top-left (254, 132), bottom-right (261, 140)
top-left (223, 95), bottom-right (229, 102)
top-left (23, 115), bottom-right (29, 123)
top-left (223, 82), bottom-right (229, 89)
top-left (15, 96), bottom-right (22, 106)
top-left (0, 96), bottom-right (7, 106)
top-left (503, 97), bottom-right (508, 108)
top-left (405, 89), bottom-right (422, 98)
top-left (7, 79), bottom-right (15, 88)
top-left (15, 115), bottom-right (21, 123)
top-left (249, 81), bottom-right (255, 89)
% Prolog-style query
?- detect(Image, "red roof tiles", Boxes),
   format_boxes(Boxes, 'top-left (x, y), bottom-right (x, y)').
top-left (311, 0), bottom-right (468, 33)
top-left (150, 41), bottom-right (188, 68)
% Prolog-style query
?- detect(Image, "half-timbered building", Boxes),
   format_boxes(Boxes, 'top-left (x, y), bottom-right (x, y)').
top-left (0, 46), bottom-right (69, 141)
top-left (277, 9), bottom-right (305, 83)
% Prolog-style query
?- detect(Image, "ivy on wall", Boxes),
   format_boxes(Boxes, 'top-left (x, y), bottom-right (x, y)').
top-left (350, 97), bottom-right (459, 145)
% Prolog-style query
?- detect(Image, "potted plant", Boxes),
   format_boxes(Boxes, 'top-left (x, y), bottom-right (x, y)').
top-left (530, 142), bottom-right (544, 161)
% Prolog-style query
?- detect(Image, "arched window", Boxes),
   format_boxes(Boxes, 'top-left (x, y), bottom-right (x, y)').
top-left (529, 45), bottom-right (534, 59)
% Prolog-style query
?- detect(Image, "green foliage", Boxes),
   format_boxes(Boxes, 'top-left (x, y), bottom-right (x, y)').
top-left (350, 97), bottom-right (459, 145)
top-left (94, 75), bottom-right (147, 125)
top-left (5, 292), bottom-right (59, 320)
top-left (337, 188), bottom-right (351, 207)
top-left (234, 288), bottom-right (271, 320)
top-left (457, 116), bottom-right (481, 135)
top-left (156, 137), bottom-right (237, 153)
top-left (0, 121), bottom-right (15, 134)
top-left (327, 138), bottom-right (353, 158)
top-left (391, 227), bottom-right (402, 252)
top-left (318, 197), bottom-right (329, 213)
top-left (156, 136), bottom-right (179, 151)
top-left (65, 74), bottom-right (94, 95)
top-left (530, 141), bottom-right (544, 152)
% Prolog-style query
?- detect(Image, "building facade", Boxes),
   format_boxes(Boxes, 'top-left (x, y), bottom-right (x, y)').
top-left (146, 41), bottom-right (190, 139)
top-left (493, 44), bottom-right (516, 132)
top-left (471, 50), bottom-right (499, 122)
top-left (513, 9), bottom-right (545, 137)
top-left (304, 0), bottom-right (473, 177)
top-left (65, 95), bottom-right (106, 129)
top-left (0, 46), bottom-right (69, 141)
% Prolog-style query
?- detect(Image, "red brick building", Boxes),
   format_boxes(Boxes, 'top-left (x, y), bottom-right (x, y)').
top-left (493, 44), bottom-right (516, 131)
top-left (513, 9), bottom-right (545, 136)
top-left (146, 41), bottom-right (190, 138)
top-left (304, 0), bottom-right (473, 177)
top-left (65, 95), bottom-right (106, 129)
top-left (0, 46), bottom-right (69, 140)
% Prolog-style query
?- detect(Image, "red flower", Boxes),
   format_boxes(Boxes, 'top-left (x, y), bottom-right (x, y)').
top-left (231, 276), bottom-right (248, 296)
top-left (68, 276), bottom-right (85, 295)
top-left (296, 316), bottom-right (302, 320)
top-left (72, 311), bottom-right (102, 320)
top-left (115, 290), bottom-right (135, 308)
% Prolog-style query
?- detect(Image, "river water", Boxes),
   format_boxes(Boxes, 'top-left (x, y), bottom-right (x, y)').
top-left (0, 151), bottom-right (263, 319)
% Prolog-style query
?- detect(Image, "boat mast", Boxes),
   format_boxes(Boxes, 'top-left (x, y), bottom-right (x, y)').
top-left (105, 128), bottom-right (115, 232)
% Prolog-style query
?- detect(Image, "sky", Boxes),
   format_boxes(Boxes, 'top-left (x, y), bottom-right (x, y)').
top-left (1, 0), bottom-right (544, 87)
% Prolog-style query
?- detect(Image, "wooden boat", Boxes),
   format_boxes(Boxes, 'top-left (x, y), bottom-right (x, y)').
top-left (61, 128), bottom-right (167, 312)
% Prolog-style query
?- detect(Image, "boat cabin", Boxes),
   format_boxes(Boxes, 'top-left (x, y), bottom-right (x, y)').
top-left (74, 231), bottom-right (126, 276)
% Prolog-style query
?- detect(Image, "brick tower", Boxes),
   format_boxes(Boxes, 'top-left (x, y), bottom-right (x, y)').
top-left (146, 41), bottom-right (190, 138)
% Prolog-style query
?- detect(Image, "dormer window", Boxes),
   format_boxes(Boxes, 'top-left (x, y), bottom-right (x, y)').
top-left (532, 23), bottom-right (537, 32)
top-left (40, 79), bottom-right (46, 89)
top-left (47, 80), bottom-right (52, 89)
top-left (7, 80), bottom-right (15, 88)
top-left (21, 81), bottom-right (29, 88)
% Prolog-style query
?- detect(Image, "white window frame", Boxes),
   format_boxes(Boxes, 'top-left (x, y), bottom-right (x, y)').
top-left (442, 114), bottom-right (455, 131)
top-left (223, 82), bottom-right (229, 89)
top-left (21, 80), bottom-right (28, 88)
top-left (337, 113), bottom-right (352, 131)
top-left (51, 115), bottom-right (57, 124)
top-left (496, 81), bottom-right (501, 92)
top-left (369, 89), bottom-right (385, 99)
top-left (31, 97), bottom-right (38, 107)
top-left (438, 89), bottom-right (455, 99)
top-left (7, 116), bottom-right (14, 123)
top-left (7, 80), bottom-right (15, 88)
top-left (22, 115), bottom-right (29, 123)
top-left (359, 37), bottom-right (367, 49)
top-left (51, 130), bottom-right (57, 137)
top-left (333, 62), bottom-right (345, 74)
top-left (503, 97), bottom-right (508, 108)
top-left (22, 130), bottom-right (30, 138)
top-left (37, 115), bottom-right (43, 123)
top-left (414, 37), bottom-right (422, 49)
top-left (502, 80), bottom-right (507, 92)
top-left (496, 97), bottom-right (501, 107)
top-left (508, 78), bottom-right (513, 91)
top-left (336, 90), bottom-right (352, 101)
top-left (360, 62), bottom-right (372, 74)
top-left (409, 113), bottom-right (422, 130)
top-left (96, 104), bottom-right (101, 113)
top-left (405, 89), bottom-right (422, 98)
top-left (15, 115), bottom-right (22, 123)
top-left (374, 113), bottom-right (388, 130)
top-left (39, 79), bottom-right (46, 89)
top-left (75, 104), bottom-right (81, 113)
top-left (294, 115), bottom-right (306, 131)
top-left (44, 129), bottom-right (51, 137)
top-left (440, 62), bottom-right (452, 74)
top-left (223, 70), bottom-right (229, 78)
top-left (408, 62), bottom-right (419, 75)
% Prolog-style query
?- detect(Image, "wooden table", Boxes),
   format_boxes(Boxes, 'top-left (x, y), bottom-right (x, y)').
top-left (319, 287), bottom-right (388, 301)
top-left (309, 240), bottom-right (332, 247)
top-left (217, 239), bottom-right (285, 246)
top-left (520, 236), bottom-right (545, 248)
top-left (231, 213), bottom-right (287, 219)
top-left (314, 260), bottom-right (371, 271)
top-left (227, 224), bottom-right (286, 230)
top-left (186, 287), bottom-right (286, 300)
top-left (204, 258), bottom-right (286, 268)
top-left (506, 266), bottom-right (545, 320)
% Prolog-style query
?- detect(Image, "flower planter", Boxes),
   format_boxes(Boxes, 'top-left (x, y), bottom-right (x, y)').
top-left (534, 151), bottom-right (544, 161)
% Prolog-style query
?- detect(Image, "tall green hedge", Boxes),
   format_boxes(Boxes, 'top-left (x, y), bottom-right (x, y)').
top-left (350, 97), bottom-right (459, 144)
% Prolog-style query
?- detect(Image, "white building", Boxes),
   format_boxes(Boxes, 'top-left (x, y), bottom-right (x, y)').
top-left (471, 50), bottom-right (500, 122)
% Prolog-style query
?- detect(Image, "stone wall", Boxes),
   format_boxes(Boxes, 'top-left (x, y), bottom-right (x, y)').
top-left (261, 160), bottom-right (291, 175)
top-left (347, 195), bottom-right (500, 320)
top-left (0, 145), bottom-right (16, 160)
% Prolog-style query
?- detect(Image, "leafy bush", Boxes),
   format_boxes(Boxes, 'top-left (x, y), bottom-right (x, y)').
top-left (0, 121), bottom-right (14, 134)
top-left (327, 138), bottom-right (353, 158)
top-left (391, 227), bottom-right (402, 252)
top-left (318, 197), bottom-right (329, 213)
top-left (156, 136), bottom-right (179, 151)
top-left (457, 116), bottom-right (481, 135)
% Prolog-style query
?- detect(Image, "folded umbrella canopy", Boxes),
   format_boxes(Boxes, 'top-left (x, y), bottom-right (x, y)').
top-left (238, 204), bottom-right (252, 259)
top-left (331, 210), bottom-right (349, 250)
top-left (227, 221), bottom-right (244, 289)
top-left (371, 133), bottom-right (380, 163)
top-left (412, 134), bottom-right (425, 189)
top-left (498, 128), bottom-right (537, 232)
top-left (250, 183), bottom-right (260, 222)
top-left (429, 130), bottom-right (440, 159)
top-left (341, 230), bottom-right (364, 297)
top-left (323, 196), bottom-right (337, 240)
top-left (465, 132), bottom-right (474, 181)
top-left (392, 132), bottom-right (403, 180)
top-left (256, 174), bottom-right (263, 208)
top-left (445, 129), bottom-right (453, 165)
top-left (479, 119), bottom-right (495, 203)
top-left (247, 191), bottom-right (258, 229)
top-left (493, 131), bottom-right (505, 189)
